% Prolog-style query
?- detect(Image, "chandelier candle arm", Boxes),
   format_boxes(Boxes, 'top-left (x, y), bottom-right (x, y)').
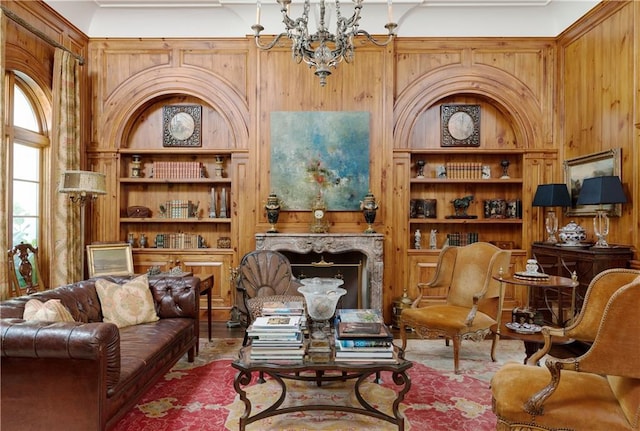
top-left (253, 0), bottom-right (397, 86)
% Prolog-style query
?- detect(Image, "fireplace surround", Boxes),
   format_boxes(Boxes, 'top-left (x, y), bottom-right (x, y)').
top-left (255, 233), bottom-right (384, 310)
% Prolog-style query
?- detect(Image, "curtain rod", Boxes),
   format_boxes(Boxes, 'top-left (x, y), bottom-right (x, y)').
top-left (1, 5), bottom-right (85, 65)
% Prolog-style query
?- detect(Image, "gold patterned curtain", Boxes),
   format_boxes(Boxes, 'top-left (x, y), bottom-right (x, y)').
top-left (0, 9), bottom-right (9, 298)
top-left (51, 49), bottom-right (81, 285)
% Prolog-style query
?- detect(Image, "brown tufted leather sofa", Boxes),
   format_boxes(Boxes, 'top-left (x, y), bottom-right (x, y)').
top-left (0, 275), bottom-right (199, 431)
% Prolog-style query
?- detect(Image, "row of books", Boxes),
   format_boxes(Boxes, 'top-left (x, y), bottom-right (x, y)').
top-left (446, 232), bottom-right (479, 247)
top-left (154, 232), bottom-right (203, 249)
top-left (248, 301), bottom-right (306, 362)
top-left (443, 162), bottom-right (486, 180)
top-left (334, 309), bottom-right (395, 362)
top-left (153, 161), bottom-right (203, 179)
top-left (159, 200), bottom-right (198, 219)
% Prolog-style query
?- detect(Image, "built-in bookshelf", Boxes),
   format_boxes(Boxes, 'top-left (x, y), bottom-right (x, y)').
top-left (118, 149), bottom-right (233, 251)
top-left (407, 149), bottom-right (525, 251)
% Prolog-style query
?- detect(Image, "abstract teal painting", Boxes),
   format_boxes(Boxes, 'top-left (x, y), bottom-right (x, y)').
top-left (270, 112), bottom-right (370, 210)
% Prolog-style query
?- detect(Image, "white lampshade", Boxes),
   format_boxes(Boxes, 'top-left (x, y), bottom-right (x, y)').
top-left (59, 170), bottom-right (107, 195)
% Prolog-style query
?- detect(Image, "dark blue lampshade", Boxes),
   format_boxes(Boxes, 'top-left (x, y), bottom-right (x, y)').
top-left (576, 176), bottom-right (627, 205)
top-left (532, 184), bottom-right (572, 207)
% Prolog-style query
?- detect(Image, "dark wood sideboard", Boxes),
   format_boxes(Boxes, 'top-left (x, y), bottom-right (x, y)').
top-left (531, 242), bottom-right (634, 311)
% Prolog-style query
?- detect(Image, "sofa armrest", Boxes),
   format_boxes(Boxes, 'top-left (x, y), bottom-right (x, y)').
top-left (1, 319), bottom-right (121, 390)
top-left (149, 275), bottom-right (200, 319)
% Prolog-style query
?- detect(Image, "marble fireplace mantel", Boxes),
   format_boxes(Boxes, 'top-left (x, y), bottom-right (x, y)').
top-left (255, 233), bottom-right (384, 310)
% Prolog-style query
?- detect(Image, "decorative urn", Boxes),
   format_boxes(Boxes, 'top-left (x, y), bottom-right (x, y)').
top-left (360, 191), bottom-right (379, 234)
top-left (264, 192), bottom-right (281, 233)
top-left (558, 221), bottom-right (586, 246)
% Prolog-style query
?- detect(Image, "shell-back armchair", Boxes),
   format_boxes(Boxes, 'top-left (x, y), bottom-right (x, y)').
top-left (527, 268), bottom-right (640, 365)
top-left (235, 250), bottom-right (303, 345)
top-left (491, 272), bottom-right (640, 431)
top-left (400, 242), bottom-right (512, 374)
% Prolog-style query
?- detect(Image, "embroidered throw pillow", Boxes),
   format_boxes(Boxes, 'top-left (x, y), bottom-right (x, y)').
top-left (23, 299), bottom-right (75, 322)
top-left (95, 274), bottom-right (159, 328)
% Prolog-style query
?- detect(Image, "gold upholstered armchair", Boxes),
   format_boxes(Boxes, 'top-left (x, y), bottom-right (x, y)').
top-left (399, 242), bottom-right (512, 374)
top-left (491, 271), bottom-right (640, 431)
top-left (527, 268), bottom-right (640, 365)
top-left (235, 250), bottom-right (303, 345)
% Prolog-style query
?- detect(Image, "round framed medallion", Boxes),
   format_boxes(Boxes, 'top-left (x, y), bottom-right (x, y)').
top-left (447, 111), bottom-right (475, 141)
top-left (441, 104), bottom-right (480, 147)
top-left (169, 112), bottom-right (195, 141)
top-left (163, 105), bottom-right (202, 147)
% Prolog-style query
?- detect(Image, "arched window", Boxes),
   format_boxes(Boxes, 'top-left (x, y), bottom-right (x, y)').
top-left (6, 72), bottom-right (50, 250)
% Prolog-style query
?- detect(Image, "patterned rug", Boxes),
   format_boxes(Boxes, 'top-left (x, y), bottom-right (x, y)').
top-left (113, 338), bottom-right (526, 430)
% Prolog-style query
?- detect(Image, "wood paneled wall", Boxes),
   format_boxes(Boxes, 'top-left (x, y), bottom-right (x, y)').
top-left (557, 1), bottom-right (639, 252)
top-left (3, 1), bottom-right (638, 314)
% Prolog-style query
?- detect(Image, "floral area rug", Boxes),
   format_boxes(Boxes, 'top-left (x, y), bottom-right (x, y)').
top-left (113, 338), bottom-right (526, 431)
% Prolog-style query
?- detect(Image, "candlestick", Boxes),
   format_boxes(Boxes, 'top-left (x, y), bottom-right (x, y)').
top-left (220, 188), bottom-right (227, 218)
top-left (209, 187), bottom-right (217, 218)
top-left (256, 0), bottom-right (261, 25)
top-left (387, 0), bottom-right (393, 23)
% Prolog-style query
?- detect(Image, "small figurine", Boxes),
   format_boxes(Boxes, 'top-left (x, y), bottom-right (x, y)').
top-left (500, 159), bottom-right (511, 179)
top-left (429, 229), bottom-right (437, 249)
top-left (416, 160), bottom-right (426, 178)
top-left (414, 229), bottom-right (422, 249)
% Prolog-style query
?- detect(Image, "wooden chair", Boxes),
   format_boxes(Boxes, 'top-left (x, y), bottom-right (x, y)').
top-left (399, 242), bottom-right (512, 373)
top-left (491, 271), bottom-right (640, 430)
top-left (8, 242), bottom-right (44, 297)
top-left (527, 268), bottom-right (640, 365)
top-left (235, 250), bottom-right (303, 346)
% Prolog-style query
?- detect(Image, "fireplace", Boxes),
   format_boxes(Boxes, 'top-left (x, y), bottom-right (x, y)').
top-left (255, 233), bottom-right (384, 310)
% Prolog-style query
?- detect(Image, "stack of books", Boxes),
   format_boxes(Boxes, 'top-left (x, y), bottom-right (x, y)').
top-left (260, 300), bottom-right (307, 331)
top-left (334, 309), bottom-right (395, 362)
top-left (260, 300), bottom-right (305, 316)
top-left (247, 314), bottom-right (305, 362)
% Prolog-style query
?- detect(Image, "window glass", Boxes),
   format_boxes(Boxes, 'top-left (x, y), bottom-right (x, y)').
top-left (9, 80), bottom-right (45, 250)
top-left (13, 143), bottom-right (39, 182)
top-left (13, 85), bottom-right (39, 131)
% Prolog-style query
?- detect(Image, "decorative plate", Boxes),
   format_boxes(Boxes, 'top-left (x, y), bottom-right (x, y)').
top-left (505, 322), bottom-right (542, 334)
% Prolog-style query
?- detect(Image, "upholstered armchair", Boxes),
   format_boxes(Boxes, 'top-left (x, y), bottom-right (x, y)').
top-left (527, 268), bottom-right (640, 365)
top-left (235, 250), bottom-right (303, 345)
top-left (491, 271), bottom-right (640, 431)
top-left (399, 242), bottom-right (512, 373)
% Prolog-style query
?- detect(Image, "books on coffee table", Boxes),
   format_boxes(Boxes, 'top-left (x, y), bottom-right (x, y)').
top-left (261, 300), bottom-right (305, 316)
top-left (337, 321), bottom-right (393, 340)
top-left (251, 315), bottom-right (302, 330)
top-left (336, 308), bottom-right (384, 324)
top-left (249, 314), bottom-right (305, 361)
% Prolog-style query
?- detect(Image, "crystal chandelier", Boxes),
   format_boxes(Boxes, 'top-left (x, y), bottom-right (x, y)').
top-left (252, 0), bottom-right (397, 86)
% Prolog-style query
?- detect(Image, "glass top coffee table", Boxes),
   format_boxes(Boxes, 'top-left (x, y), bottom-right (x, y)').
top-left (231, 342), bottom-right (412, 431)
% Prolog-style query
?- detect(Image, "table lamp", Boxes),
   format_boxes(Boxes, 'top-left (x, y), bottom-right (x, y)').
top-left (532, 183), bottom-right (571, 243)
top-left (576, 176), bottom-right (626, 248)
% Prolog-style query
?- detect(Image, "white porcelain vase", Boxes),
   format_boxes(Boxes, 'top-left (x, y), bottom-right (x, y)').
top-left (558, 221), bottom-right (586, 246)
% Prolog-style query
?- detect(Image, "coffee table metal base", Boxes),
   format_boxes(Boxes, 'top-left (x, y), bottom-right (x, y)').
top-left (232, 350), bottom-right (412, 431)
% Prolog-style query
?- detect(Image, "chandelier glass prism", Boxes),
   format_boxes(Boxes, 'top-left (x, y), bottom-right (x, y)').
top-left (252, 0), bottom-right (397, 86)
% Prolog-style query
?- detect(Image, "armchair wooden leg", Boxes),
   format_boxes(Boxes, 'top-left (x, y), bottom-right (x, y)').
top-left (452, 336), bottom-right (461, 374)
top-left (491, 333), bottom-right (499, 362)
top-left (400, 320), bottom-right (408, 352)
